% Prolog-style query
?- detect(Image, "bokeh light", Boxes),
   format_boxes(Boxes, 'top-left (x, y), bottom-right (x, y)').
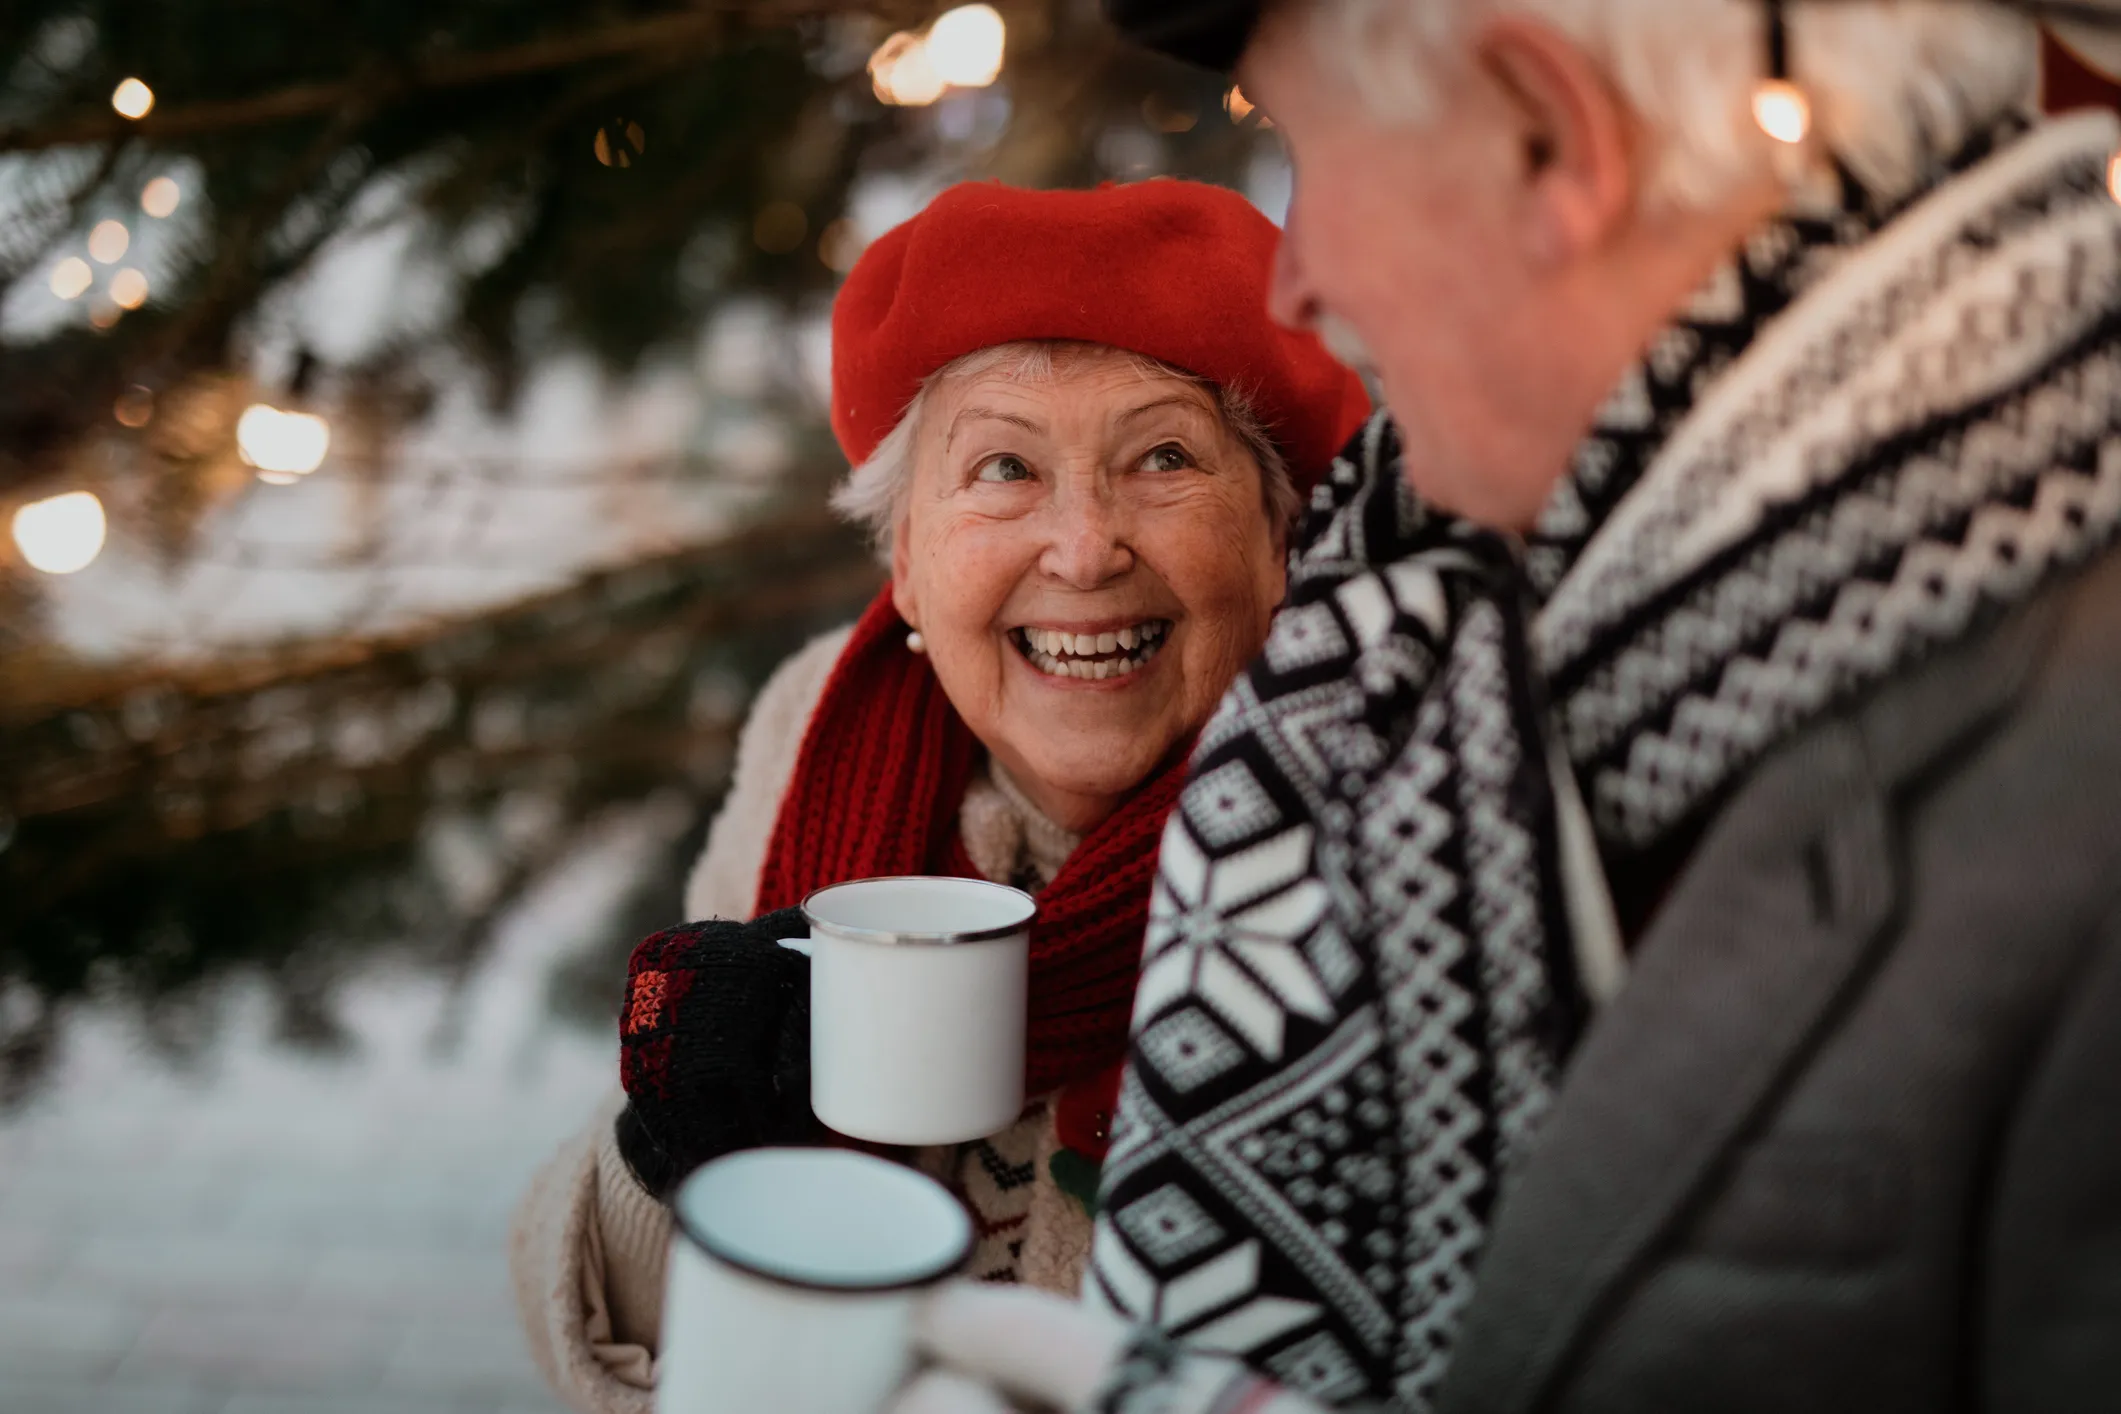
top-left (88, 220), bottom-right (130, 264)
top-left (1753, 80), bottom-right (1812, 146)
top-left (141, 176), bottom-right (182, 218)
top-left (110, 268), bottom-right (150, 310)
top-left (594, 120), bottom-right (648, 169)
top-left (870, 32), bottom-right (946, 107)
top-left (237, 405), bottom-right (333, 478)
top-left (926, 5), bottom-right (1006, 89)
top-left (114, 385), bottom-right (155, 428)
top-left (49, 257), bottom-right (92, 301)
top-left (12, 491), bottom-right (108, 575)
top-left (111, 78), bottom-right (155, 120)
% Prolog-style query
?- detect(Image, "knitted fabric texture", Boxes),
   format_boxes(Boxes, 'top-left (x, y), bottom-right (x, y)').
top-left (615, 908), bottom-right (813, 1199)
top-left (830, 178), bottom-right (1370, 479)
top-left (757, 587), bottom-right (1189, 1099)
top-left (1090, 112), bottom-right (2121, 1412)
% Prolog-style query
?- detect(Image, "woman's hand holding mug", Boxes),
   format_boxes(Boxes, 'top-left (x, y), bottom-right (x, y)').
top-left (615, 908), bottom-right (819, 1199)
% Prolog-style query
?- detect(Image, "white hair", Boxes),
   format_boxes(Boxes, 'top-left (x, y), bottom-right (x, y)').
top-left (1307, 0), bottom-right (2039, 211)
top-left (830, 341), bottom-right (1300, 563)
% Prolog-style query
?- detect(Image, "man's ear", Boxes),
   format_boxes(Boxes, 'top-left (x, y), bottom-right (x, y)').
top-left (1474, 16), bottom-right (1636, 266)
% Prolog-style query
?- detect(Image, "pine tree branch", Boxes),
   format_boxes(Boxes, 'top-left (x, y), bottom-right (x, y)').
top-left (0, 8), bottom-right (777, 153)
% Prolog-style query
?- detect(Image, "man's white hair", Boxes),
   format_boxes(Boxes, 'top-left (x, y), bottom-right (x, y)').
top-left (1308, 0), bottom-right (2040, 210)
top-left (830, 341), bottom-right (1300, 563)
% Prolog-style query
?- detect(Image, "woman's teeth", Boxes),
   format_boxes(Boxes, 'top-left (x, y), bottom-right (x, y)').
top-left (1013, 621), bottom-right (1170, 680)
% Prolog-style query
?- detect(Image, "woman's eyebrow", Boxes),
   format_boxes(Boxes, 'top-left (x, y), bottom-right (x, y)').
top-left (1115, 394), bottom-right (1208, 427)
top-left (946, 406), bottom-right (1043, 448)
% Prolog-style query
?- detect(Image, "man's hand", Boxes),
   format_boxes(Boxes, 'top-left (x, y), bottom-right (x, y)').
top-left (885, 1283), bottom-right (1330, 1414)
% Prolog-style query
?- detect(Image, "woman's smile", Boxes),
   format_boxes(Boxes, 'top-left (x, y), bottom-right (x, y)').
top-left (1007, 618), bottom-right (1173, 683)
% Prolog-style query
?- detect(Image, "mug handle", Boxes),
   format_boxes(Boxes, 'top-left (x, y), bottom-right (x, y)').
top-left (776, 935), bottom-right (814, 957)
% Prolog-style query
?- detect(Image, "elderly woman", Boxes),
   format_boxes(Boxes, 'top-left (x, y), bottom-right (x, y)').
top-left (508, 177), bottom-right (1367, 1414)
top-left (897, 4), bottom-right (2121, 1414)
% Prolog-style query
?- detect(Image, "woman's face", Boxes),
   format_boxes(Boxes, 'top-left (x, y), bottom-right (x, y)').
top-left (892, 347), bottom-right (1288, 833)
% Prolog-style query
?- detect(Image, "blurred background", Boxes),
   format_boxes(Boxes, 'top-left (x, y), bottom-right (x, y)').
top-left (0, 3), bottom-right (1286, 1411)
top-left (3, 5), bottom-right (2114, 1412)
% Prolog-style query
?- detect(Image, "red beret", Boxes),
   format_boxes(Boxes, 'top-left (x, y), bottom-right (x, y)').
top-left (830, 179), bottom-right (1370, 491)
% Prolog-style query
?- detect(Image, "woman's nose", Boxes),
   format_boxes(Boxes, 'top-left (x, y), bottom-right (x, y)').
top-left (1038, 494), bottom-right (1135, 589)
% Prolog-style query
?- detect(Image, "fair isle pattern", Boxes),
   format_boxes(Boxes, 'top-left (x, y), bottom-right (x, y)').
top-left (1090, 415), bottom-right (1584, 1412)
top-left (1090, 112), bottom-right (2121, 1414)
top-left (957, 1130), bottom-right (1042, 1282)
top-left (1523, 115), bottom-right (2036, 602)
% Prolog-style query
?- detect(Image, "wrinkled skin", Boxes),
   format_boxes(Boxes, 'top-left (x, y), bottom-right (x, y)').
top-left (1242, 6), bottom-right (1785, 530)
top-left (891, 347), bottom-right (1287, 832)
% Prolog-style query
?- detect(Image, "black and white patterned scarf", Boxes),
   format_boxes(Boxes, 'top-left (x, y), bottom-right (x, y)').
top-left (1088, 110), bottom-right (2121, 1413)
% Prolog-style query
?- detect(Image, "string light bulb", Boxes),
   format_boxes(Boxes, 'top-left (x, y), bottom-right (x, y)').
top-left (926, 5), bottom-right (1006, 89)
top-left (237, 404), bottom-right (332, 479)
top-left (1753, 79), bottom-right (1812, 146)
top-left (870, 31), bottom-right (946, 107)
top-left (111, 78), bottom-right (155, 120)
top-left (12, 491), bottom-right (107, 575)
top-left (1751, 0), bottom-right (1812, 147)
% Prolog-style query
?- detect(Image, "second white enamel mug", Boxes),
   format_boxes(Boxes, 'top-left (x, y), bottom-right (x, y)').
top-left (784, 875), bottom-right (1036, 1146)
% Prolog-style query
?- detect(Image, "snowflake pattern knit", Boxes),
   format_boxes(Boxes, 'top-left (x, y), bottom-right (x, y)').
top-left (1089, 112), bottom-right (2121, 1412)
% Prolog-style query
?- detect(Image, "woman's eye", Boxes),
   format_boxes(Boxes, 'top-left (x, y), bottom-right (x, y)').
top-left (976, 454), bottom-right (1032, 484)
top-left (1140, 444), bottom-right (1192, 473)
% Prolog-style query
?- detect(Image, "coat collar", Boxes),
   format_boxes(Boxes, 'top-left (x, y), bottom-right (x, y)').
top-left (1435, 587), bottom-right (2062, 1414)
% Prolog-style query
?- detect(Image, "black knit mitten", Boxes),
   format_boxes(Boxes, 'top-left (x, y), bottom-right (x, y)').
top-left (614, 907), bottom-right (817, 1200)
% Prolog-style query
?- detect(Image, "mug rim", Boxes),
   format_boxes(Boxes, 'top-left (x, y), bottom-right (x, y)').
top-left (671, 1148), bottom-right (976, 1294)
top-left (800, 875), bottom-right (1037, 946)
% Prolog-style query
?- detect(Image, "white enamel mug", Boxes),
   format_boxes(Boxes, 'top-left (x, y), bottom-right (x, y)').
top-left (783, 875), bottom-right (1036, 1147)
top-left (658, 1147), bottom-right (974, 1414)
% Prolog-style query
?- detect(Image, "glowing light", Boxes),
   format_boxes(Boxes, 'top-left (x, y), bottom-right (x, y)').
top-left (49, 256), bottom-right (92, 301)
top-left (88, 219), bottom-right (129, 264)
top-left (237, 404), bottom-right (332, 477)
top-left (88, 301), bottom-right (121, 330)
top-left (594, 120), bottom-right (647, 168)
top-left (114, 386), bottom-right (154, 428)
top-left (2108, 151), bottom-right (2121, 206)
top-left (12, 491), bottom-right (107, 575)
top-left (141, 176), bottom-right (181, 218)
top-left (870, 32), bottom-right (945, 107)
top-left (1225, 86), bottom-right (1255, 122)
top-left (109, 268), bottom-right (148, 310)
top-left (111, 78), bottom-right (155, 120)
top-left (927, 5), bottom-right (1006, 89)
top-left (1752, 79), bottom-right (1812, 146)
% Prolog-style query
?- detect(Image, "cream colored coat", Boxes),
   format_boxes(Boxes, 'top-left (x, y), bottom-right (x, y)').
top-left (508, 627), bottom-right (1098, 1414)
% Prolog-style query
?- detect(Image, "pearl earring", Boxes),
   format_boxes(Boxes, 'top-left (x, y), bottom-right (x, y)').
top-left (906, 629), bottom-right (927, 655)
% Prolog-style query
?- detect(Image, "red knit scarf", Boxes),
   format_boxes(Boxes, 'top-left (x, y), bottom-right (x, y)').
top-left (757, 588), bottom-right (1187, 1098)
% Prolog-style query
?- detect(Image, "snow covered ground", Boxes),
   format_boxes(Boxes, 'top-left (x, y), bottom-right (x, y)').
top-left (0, 796), bottom-right (690, 1414)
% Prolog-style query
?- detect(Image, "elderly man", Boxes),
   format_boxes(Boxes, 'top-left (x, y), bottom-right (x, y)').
top-left (892, 4), bottom-right (2121, 1413)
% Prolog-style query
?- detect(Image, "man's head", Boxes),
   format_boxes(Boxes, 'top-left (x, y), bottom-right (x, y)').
top-left (1198, 1), bottom-right (2038, 530)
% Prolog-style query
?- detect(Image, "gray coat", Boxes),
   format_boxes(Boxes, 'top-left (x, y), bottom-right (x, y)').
top-left (1439, 545), bottom-right (2121, 1413)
